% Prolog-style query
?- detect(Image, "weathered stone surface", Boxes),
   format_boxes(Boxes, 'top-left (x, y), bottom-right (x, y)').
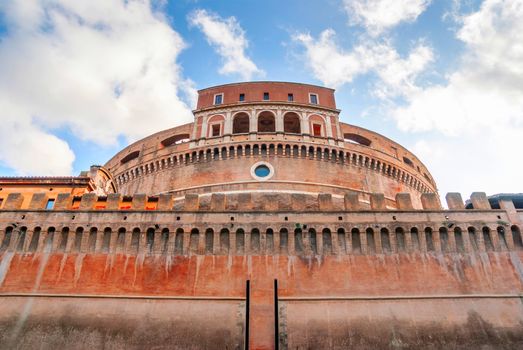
top-left (421, 193), bottom-right (440, 210)
top-left (28, 193), bottom-right (47, 209)
top-left (184, 193), bottom-right (199, 211)
top-left (370, 193), bottom-right (386, 210)
top-left (210, 193), bottom-right (225, 211)
top-left (395, 193), bottom-right (413, 210)
top-left (446, 192), bottom-right (464, 210)
top-left (3, 193), bottom-right (24, 210)
top-left (157, 194), bottom-right (173, 210)
top-left (106, 193), bottom-right (121, 210)
top-left (470, 192), bottom-right (491, 210)
top-left (79, 193), bottom-right (97, 210)
top-left (54, 193), bottom-right (72, 210)
top-left (344, 192), bottom-right (361, 210)
top-left (318, 193), bottom-right (333, 211)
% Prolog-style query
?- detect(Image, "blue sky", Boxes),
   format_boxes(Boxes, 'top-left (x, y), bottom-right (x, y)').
top-left (0, 0), bottom-right (522, 200)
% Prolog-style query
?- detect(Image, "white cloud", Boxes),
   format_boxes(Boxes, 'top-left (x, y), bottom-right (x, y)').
top-left (293, 29), bottom-right (433, 94)
top-left (392, 0), bottom-right (523, 197)
top-left (0, 0), bottom-right (194, 175)
top-left (188, 9), bottom-right (264, 80)
top-left (344, 0), bottom-right (432, 36)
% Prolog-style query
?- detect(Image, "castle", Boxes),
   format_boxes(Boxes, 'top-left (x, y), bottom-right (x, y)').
top-left (0, 82), bottom-right (522, 349)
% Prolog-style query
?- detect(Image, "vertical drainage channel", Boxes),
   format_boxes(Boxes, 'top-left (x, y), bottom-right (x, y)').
top-left (245, 279), bottom-right (250, 350)
top-left (274, 279), bottom-right (279, 350)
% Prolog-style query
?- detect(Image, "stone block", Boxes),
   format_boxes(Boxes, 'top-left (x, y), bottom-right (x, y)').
top-left (79, 193), bottom-right (97, 210)
top-left (132, 194), bottom-right (146, 210)
top-left (106, 193), bottom-right (121, 210)
top-left (499, 198), bottom-right (516, 212)
top-left (54, 193), bottom-right (72, 210)
top-left (237, 193), bottom-right (252, 211)
top-left (318, 193), bottom-right (333, 211)
top-left (158, 194), bottom-right (173, 210)
top-left (277, 193), bottom-right (293, 211)
top-left (344, 192), bottom-right (361, 210)
top-left (184, 193), bottom-right (200, 211)
top-left (470, 192), bottom-right (491, 210)
top-left (421, 193), bottom-right (440, 210)
top-left (370, 193), bottom-right (386, 210)
top-left (4, 193), bottom-right (24, 210)
top-left (210, 193), bottom-right (226, 211)
top-left (291, 194), bottom-right (307, 211)
top-left (445, 193), bottom-right (464, 210)
top-left (263, 194), bottom-right (279, 211)
top-left (395, 193), bottom-right (413, 210)
top-left (29, 193), bottom-right (48, 209)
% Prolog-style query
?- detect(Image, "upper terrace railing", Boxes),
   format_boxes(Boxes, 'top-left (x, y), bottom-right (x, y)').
top-left (113, 140), bottom-right (436, 194)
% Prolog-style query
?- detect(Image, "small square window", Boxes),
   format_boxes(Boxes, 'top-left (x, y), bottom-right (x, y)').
top-left (211, 124), bottom-right (221, 137)
top-left (214, 94), bottom-right (223, 105)
top-left (239, 93), bottom-right (245, 102)
top-left (46, 199), bottom-right (55, 210)
top-left (313, 124), bottom-right (322, 136)
top-left (309, 94), bottom-right (318, 104)
top-left (263, 92), bottom-right (269, 100)
top-left (288, 93), bottom-right (294, 102)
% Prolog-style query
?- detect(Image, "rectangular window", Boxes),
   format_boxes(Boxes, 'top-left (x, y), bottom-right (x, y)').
top-left (287, 93), bottom-right (294, 102)
top-left (239, 93), bottom-right (245, 102)
top-left (46, 199), bottom-right (55, 210)
top-left (263, 92), bottom-right (269, 100)
top-left (0, 198), bottom-right (3, 208)
top-left (313, 123), bottom-right (322, 136)
top-left (212, 124), bottom-right (221, 137)
top-left (309, 93), bottom-right (318, 104)
top-left (214, 94), bottom-right (223, 105)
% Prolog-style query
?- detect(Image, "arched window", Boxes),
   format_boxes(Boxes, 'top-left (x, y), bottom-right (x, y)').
top-left (425, 227), bottom-right (434, 251)
top-left (233, 112), bottom-right (250, 134)
top-left (439, 227), bottom-right (449, 253)
top-left (116, 228), bottom-right (126, 253)
top-left (161, 134), bottom-right (190, 147)
top-left (351, 228), bottom-right (361, 254)
top-left (205, 228), bottom-right (214, 255)
top-left (258, 111), bottom-right (276, 132)
top-left (337, 228), bottom-right (346, 254)
top-left (236, 229), bottom-right (245, 254)
top-left (220, 228), bottom-right (230, 255)
top-left (322, 228), bottom-right (332, 255)
top-left (497, 226), bottom-right (508, 250)
top-left (454, 227), bottom-right (465, 252)
top-left (483, 227), bottom-right (493, 251)
top-left (190, 228), bottom-right (199, 254)
top-left (395, 227), bottom-right (406, 252)
top-left (284, 112), bottom-right (301, 133)
top-left (380, 228), bottom-right (391, 253)
top-left (174, 228), bottom-right (184, 255)
top-left (468, 227), bottom-right (479, 251)
top-left (343, 133), bottom-right (372, 146)
top-left (280, 228), bottom-right (288, 254)
top-left (366, 228), bottom-right (375, 254)
top-left (410, 227), bottom-right (420, 250)
top-left (251, 228), bottom-right (260, 254)
top-left (512, 225), bottom-right (523, 249)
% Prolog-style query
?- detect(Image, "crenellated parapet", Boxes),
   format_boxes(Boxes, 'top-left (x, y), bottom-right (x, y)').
top-left (0, 190), bottom-right (516, 212)
top-left (1, 191), bottom-right (521, 257)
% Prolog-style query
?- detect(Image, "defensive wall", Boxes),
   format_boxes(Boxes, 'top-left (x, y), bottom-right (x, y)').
top-left (0, 190), bottom-right (522, 349)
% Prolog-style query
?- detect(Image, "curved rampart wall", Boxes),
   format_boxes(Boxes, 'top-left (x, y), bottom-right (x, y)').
top-left (104, 122), bottom-right (437, 208)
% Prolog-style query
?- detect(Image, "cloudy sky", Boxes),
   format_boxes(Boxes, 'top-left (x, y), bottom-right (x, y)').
top-left (0, 0), bottom-right (522, 201)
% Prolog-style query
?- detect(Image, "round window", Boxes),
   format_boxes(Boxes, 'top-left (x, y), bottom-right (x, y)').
top-left (254, 165), bottom-right (270, 178)
top-left (250, 161), bottom-right (274, 181)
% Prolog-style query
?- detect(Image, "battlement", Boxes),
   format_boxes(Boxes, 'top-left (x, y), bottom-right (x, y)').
top-left (0, 190), bottom-right (518, 212)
